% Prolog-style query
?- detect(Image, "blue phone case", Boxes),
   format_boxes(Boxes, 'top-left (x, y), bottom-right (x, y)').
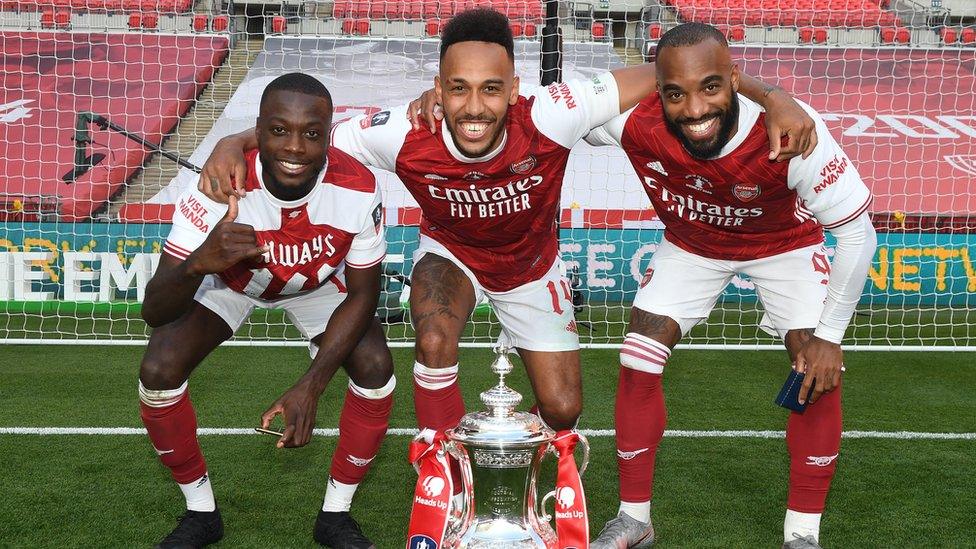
top-left (775, 369), bottom-right (813, 413)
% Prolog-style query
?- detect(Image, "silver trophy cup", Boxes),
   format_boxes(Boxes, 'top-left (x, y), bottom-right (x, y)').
top-left (414, 350), bottom-right (589, 548)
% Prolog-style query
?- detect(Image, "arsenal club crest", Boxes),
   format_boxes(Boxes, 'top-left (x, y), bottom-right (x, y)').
top-left (510, 155), bottom-right (537, 174)
top-left (732, 182), bottom-right (761, 202)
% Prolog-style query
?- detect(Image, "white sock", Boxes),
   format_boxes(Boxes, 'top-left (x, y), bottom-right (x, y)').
top-left (179, 474), bottom-right (216, 512)
top-left (784, 509), bottom-right (821, 542)
top-left (322, 477), bottom-right (359, 512)
top-left (619, 500), bottom-right (651, 523)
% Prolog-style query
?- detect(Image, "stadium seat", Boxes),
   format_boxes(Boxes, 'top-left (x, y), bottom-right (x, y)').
top-left (799, 27), bottom-right (814, 43)
top-left (211, 14), bottom-right (228, 31)
top-left (647, 23), bottom-right (662, 40)
top-left (54, 8), bottom-right (69, 26)
top-left (424, 18), bottom-right (443, 36)
top-left (729, 25), bottom-right (745, 42)
top-left (127, 10), bottom-right (140, 27)
top-left (962, 28), bottom-right (976, 44)
top-left (880, 26), bottom-right (897, 43)
top-left (271, 15), bottom-right (285, 33)
top-left (341, 17), bottom-right (354, 33)
top-left (524, 22), bottom-right (536, 37)
top-left (40, 7), bottom-right (54, 27)
top-left (354, 17), bottom-right (369, 35)
top-left (332, 0), bottom-right (350, 18)
top-left (192, 12), bottom-right (207, 31)
top-left (940, 27), bottom-right (957, 44)
top-left (895, 27), bottom-right (910, 44)
top-left (814, 27), bottom-right (828, 43)
top-left (591, 21), bottom-right (605, 40)
top-left (142, 10), bottom-right (157, 27)
top-left (510, 21), bottom-right (524, 37)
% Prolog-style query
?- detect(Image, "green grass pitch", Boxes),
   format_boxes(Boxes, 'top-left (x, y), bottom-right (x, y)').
top-left (2, 344), bottom-right (975, 548)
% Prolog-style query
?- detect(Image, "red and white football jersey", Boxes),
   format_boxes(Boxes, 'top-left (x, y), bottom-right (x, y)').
top-left (331, 73), bottom-right (620, 292)
top-left (586, 94), bottom-right (873, 260)
top-left (164, 148), bottom-right (385, 300)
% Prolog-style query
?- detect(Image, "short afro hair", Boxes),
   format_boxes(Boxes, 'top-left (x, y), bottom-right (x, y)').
top-left (440, 8), bottom-right (514, 61)
top-left (260, 72), bottom-right (332, 109)
top-left (657, 22), bottom-right (728, 54)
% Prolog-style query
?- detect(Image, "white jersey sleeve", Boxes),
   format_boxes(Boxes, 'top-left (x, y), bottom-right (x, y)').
top-left (527, 72), bottom-right (621, 149)
top-left (162, 187), bottom-right (227, 261)
top-left (344, 189), bottom-right (386, 269)
top-left (330, 105), bottom-right (411, 173)
top-left (787, 102), bottom-right (872, 229)
top-left (583, 106), bottom-right (634, 147)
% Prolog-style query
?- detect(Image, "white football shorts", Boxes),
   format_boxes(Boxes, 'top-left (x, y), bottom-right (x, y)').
top-left (633, 236), bottom-right (830, 338)
top-left (194, 273), bottom-right (348, 357)
top-left (414, 235), bottom-right (580, 352)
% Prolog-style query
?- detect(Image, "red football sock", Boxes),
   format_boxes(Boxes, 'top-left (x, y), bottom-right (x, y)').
top-left (413, 362), bottom-right (465, 492)
top-left (139, 383), bottom-right (207, 484)
top-left (329, 380), bottom-right (394, 484)
top-left (616, 366), bottom-right (666, 503)
top-left (786, 381), bottom-right (842, 513)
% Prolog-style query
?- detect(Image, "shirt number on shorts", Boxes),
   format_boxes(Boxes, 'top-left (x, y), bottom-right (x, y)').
top-left (547, 279), bottom-right (572, 315)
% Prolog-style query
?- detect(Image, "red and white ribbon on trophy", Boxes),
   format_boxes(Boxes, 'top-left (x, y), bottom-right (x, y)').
top-left (406, 429), bottom-right (453, 549)
top-left (552, 430), bottom-right (588, 549)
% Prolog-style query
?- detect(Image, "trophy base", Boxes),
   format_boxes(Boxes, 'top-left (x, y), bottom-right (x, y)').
top-left (456, 517), bottom-right (555, 549)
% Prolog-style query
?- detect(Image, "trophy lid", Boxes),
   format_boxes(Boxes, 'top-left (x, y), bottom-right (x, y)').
top-left (449, 349), bottom-right (554, 447)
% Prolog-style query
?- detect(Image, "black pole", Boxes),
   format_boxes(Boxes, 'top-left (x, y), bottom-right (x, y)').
top-left (540, 0), bottom-right (562, 86)
top-left (89, 113), bottom-right (201, 172)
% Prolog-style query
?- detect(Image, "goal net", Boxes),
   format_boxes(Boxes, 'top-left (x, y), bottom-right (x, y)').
top-left (1, 1), bottom-right (974, 349)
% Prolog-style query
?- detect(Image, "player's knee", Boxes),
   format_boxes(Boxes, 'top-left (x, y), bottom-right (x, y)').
top-left (138, 349), bottom-right (190, 390)
top-left (348, 352), bottom-right (394, 389)
top-left (538, 397), bottom-right (581, 431)
top-left (415, 329), bottom-right (458, 368)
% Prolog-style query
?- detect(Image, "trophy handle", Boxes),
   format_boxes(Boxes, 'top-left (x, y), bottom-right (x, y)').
top-left (537, 433), bottom-right (591, 523)
top-left (443, 440), bottom-right (474, 543)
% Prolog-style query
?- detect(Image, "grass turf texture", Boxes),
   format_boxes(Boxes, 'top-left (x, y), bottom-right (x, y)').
top-left (1, 345), bottom-right (975, 547)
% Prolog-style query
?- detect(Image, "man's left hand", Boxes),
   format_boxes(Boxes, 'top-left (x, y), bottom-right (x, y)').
top-left (794, 336), bottom-right (844, 405)
top-left (260, 381), bottom-right (321, 448)
top-left (763, 89), bottom-right (818, 162)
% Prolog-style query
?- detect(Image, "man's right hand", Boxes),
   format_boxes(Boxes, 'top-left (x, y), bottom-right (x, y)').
top-left (185, 195), bottom-right (267, 276)
top-left (406, 88), bottom-right (443, 134)
top-left (197, 135), bottom-right (249, 203)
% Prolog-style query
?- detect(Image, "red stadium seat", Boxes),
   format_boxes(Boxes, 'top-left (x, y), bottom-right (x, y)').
top-left (271, 15), bottom-right (285, 33)
top-left (814, 27), bottom-right (828, 43)
top-left (211, 14), bottom-right (228, 31)
top-left (54, 8), bottom-right (69, 26)
top-left (647, 23), bottom-right (662, 40)
top-left (332, 0), bottom-right (350, 18)
top-left (127, 10), bottom-right (141, 27)
top-left (524, 22), bottom-right (536, 37)
top-left (799, 27), bottom-right (814, 43)
top-left (591, 21), bottom-right (605, 40)
top-left (354, 17), bottom-right (369, 35)
top-left (961, 27), bottom-right (976, 44)
top-left (895, 27), bottom-right (910, 43)
top-left (729, 25), bottom-right (745, 42)
top-left (192, 12), bottom-right (207, 30)
top-left (424, 18), bottom-right (442, 36)
top-left (142, 10), bottom-right (158, 28)
top-left (510, 21), bottom-right (524, 37)
top-left (341, 17), bottom-right (354, 33)
top-left (40, 8), bottom-right (54, 27)
top-left (940, 27), bottom-right (957, 44)
top-left (880, 26), bottom-right (896, 43)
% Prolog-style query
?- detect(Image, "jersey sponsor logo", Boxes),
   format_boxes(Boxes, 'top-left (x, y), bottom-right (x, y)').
top-left (427, 175), bottom-right (544, 219)
top-left (360, 110), bottom-right (390, 129)
top-left (644, 177), bottom-right (764, 227)
top-left (814, 155), bottom-right (849, 193)
top-left (616, 448), bottom-right (649, 460)
top-left (591, 75), bottom-right (608, 95)
top-left (645, 160), bottom-right (668, 176)
top-left (510, 155), bottom-right (537, 174)
top-left (684, 174), bottom-right (714, 194)
top-left (805, 453), bottom-right (838, 467)
top-left (178, 196), bottom-right (211, 232)
top-left (262, 234), bottom-right (336, 267)
top-left (424, 173), bottom-right (448, 180)
top-left (732, 182), bottom-right (761, 202)
top-left (547, 82), bottom-right (577, 110)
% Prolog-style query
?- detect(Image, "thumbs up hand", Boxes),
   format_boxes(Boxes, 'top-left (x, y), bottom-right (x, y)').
top-left (186, 195), bottom-right (269, 276)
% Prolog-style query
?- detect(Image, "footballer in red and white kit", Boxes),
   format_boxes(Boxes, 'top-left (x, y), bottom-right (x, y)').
top-left (138, 74), bottom-right (394, 549)
top-left (586, 24), bottom-right (878, 549)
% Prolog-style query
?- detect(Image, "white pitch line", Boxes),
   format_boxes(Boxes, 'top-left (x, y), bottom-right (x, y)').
top-left (0, 427), bottom-right (974, 440)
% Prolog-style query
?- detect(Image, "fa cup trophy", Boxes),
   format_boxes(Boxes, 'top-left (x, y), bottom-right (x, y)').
top-left (407, 349), bottom-right (590, 548)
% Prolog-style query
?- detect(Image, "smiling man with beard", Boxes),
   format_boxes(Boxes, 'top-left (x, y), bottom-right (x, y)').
top-left (585, 23), bottom-right (877, 549)
top-left (139, 73), bottom-right (394, 549)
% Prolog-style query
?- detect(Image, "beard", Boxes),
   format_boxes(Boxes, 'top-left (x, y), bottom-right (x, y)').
top-left (445, 114), bottom-right (505, 158)
top-left (665, 95), bottom-right (739, 160)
